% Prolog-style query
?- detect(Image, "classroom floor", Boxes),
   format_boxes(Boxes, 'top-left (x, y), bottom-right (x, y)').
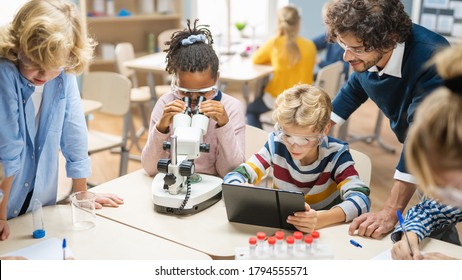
top-left (84, 82), bottom-right (462, 242)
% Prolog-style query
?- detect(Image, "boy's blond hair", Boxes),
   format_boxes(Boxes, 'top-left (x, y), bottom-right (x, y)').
top-left (406, 44), bottom-right (462, 195)
top-left (0, 0), bottom-right (95, 74)
top-left (272, 84), bottom-right (332, 133)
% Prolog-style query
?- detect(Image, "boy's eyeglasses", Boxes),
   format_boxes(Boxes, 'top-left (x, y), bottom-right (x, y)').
top-left (336, 39), bottom-right (371, 56)
top-left (275, 126), bottom-right (323, 148)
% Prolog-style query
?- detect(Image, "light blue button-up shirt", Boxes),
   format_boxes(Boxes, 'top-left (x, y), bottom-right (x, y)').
top-left (0, 58), bottom-right (91, 219)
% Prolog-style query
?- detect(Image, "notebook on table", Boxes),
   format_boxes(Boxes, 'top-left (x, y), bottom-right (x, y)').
top-left (221, 183), bottom-right (305, 230)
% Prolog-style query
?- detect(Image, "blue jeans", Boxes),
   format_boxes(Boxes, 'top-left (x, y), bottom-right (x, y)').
top-left (246, 95), bottom-right (270, 129)
top-left (429, 224), bottom-right (461, 246)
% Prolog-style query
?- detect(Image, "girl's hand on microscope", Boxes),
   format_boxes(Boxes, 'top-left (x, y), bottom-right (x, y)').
top-left (199, 100), bottom-right (229, 127)
top-left (157, 99), bottom-right (187, 133)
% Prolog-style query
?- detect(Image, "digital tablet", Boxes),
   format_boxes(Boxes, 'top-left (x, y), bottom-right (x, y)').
top-left (221, 183), bottom-right (305, 230)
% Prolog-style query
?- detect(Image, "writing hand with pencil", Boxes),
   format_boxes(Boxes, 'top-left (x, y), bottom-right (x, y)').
top-left (390, 210), bottom-right (423, 260)
top-left (391, 231), bottom-right (422, 260)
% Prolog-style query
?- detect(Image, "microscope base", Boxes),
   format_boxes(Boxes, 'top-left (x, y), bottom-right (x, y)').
top-left (152, 173), bottom-right (223, 215)
top-left (154, 191), bottom-right (222, 215)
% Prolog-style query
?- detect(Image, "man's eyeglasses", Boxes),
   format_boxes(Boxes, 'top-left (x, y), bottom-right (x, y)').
top-left (275, 126), bottom-right (323, 148)
top-left (336, 39), bottom-right (371, 56)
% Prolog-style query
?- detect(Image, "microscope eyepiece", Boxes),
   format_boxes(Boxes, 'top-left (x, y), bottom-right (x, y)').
top-left (182, 97), bottom-right (192, 115)
top-left (193, 96), bottom-right (206, 115)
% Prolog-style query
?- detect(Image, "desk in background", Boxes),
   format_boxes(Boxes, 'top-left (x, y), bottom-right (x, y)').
top-left (123, 52), bottom-right (273, 104)
top-left (0, 205), bottom-right (211, 260)
top-left (90, 169), bottom-right (462, 260)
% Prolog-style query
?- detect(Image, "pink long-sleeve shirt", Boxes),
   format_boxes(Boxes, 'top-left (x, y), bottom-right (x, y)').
top-left (141, 90), bottom-right (246, 178)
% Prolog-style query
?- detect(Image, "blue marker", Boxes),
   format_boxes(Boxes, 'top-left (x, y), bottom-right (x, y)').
top-left (349, 239), bottom-right (362, 248)
top-left (397, 210), bottom-right (413, 256)
top-left (62, 238), bottom-right (67, 260)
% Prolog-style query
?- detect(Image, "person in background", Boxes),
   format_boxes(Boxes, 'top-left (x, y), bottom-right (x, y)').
top-left (391, 45), bottom-right (462, 260)
top-left (246, 5), bottom-right (317, 129)
top-left (0, 0), bottom-right (124, 241)
top-left (224, 84), bottom-right (370, 233)
top-left (312, 33), bottom-right (349, 80)
top-left (312, 1), bottom-right (349, 81)
top-left (141, 19), bottom-right (245, 178)
top-left (325, 0), bottom-right (450, 239)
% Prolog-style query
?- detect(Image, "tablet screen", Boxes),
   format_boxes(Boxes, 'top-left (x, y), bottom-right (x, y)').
top-left (221, 183), bottom-right (305, 230)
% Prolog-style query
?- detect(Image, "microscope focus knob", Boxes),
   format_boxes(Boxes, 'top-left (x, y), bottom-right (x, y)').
top-left (162, 141), bottom-right (171, 151)
top-left (157, 159), bottom-right (171, 174)
top-left (163, 173), bottom-right (177, 187)
top-left (179, 161), bottom-right (194, 177)
top-left (199, 143), bottom-right (210, 153)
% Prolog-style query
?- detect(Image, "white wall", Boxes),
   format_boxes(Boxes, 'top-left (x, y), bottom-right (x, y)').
top-left (0, 0), bottom-right (29, 26)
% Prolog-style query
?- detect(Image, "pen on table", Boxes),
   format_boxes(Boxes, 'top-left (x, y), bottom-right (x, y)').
top-left (62, 238), bottom-right (67, 260)
top-left (349, 239), bottom-right (362, 248)
top-left (397, 210), bottom-right (413, 256)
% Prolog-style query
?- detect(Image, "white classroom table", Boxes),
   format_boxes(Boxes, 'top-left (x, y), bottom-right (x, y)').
top-left (0, 205), bottom-right (211, 260)
top-left (91, 170), bottom-right (268, 259)
top-left (90, 169), bottom-right (462, 260)
top-left (316, 223), bottom-right (462, 260)
top-left (123, 52), bottom-right (274, 104)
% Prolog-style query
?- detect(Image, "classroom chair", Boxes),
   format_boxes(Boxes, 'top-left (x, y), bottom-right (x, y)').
top-left (349, 148), bottom-right (372, 187)
top-left (157, 28), bottom-right (180, 52)
top-left (82, 71), bottom-right (132, 177)
top-left (260, 61), bottom-right (346, 134)
top-left (157, 29), bottom-right (179, 84)
top-left (245, 124), bottom-right (272, 187)
top-left (114, 42), bottom-right (170, 156)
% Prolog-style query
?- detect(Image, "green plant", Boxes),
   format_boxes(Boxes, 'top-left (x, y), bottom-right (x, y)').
top-left (234, 22), bottom-right (247, 31)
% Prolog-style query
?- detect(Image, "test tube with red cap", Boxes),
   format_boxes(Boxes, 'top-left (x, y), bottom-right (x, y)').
top-left (249, 237), bottom-right (257, 257)
top-left (293, 231), bottom-right (303, 251)
top-left (304, 235), bottom-right (314, 254)
top-left (311, 230), bottom-right (320, 250)
top-left (286, 236), bottom-right (295, 256)
top-left (267, 236), bottom-right (276, 257)
top-left (256, 232), bottom-right (266, 254)
top-left (275, 231), bottom-right (285, 253)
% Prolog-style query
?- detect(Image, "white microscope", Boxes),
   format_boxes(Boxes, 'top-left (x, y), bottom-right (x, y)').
top-left (152, 96), bottom-right (223, 214)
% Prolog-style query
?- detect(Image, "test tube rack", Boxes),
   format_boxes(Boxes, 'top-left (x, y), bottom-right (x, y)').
top-left (235, 231), bottom-right (334, 260)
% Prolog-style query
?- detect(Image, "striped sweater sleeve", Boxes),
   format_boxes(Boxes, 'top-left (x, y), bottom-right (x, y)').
top-left (391, 199), bottom-right (462, 242)
top-left (331, 149), bottom-right (371, 222)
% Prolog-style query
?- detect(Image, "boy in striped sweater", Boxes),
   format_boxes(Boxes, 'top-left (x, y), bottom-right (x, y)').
top-left (224, 84), bottom-right (370, 233)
